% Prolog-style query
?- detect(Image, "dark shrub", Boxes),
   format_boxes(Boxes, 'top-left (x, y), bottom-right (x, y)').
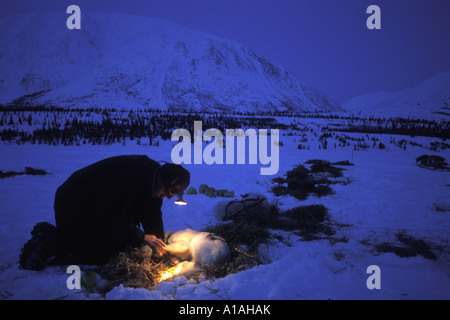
top-left (315, 185), bottom-right (334, 197)
top-left (286, 165), bottom-right (310, 180)
top-left (24, 167), bottom-right (48, 175)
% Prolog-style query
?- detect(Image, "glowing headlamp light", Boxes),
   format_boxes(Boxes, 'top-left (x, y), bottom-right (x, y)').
top-left (174, 191), bottom-right (187, 205)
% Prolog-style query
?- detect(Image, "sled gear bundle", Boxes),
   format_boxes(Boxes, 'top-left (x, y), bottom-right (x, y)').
top-left (199, 184), bottom-right (234, 198)
top-left (212, 193), bottom-right (270, 221)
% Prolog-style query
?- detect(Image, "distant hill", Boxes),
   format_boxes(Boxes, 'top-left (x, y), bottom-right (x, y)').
top-left (343, 71), bottom-right (450, 120)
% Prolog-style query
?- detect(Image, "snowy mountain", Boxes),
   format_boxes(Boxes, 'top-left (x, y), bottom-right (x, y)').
top-left (342, 71), bottom-right (450, 119)
top-left (0, 12), bottom-right (342, 113)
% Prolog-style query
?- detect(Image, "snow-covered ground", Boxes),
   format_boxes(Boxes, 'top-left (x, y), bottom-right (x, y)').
top-left (0, 128), bottom-right (449, 300)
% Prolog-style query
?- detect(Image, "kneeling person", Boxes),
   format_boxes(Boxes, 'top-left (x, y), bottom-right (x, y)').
top-left (19, 155), bottom-right (190, 270)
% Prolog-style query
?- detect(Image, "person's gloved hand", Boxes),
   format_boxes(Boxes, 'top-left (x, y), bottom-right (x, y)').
top-left (144, 234), bottom-right (166, 257)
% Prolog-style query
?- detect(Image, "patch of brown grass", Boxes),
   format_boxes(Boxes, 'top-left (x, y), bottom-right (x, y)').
top-left (100, 246), bottom-right (178, 290)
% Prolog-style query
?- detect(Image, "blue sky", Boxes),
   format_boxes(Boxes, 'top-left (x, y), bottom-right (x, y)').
top-left (1, 0), bottom-right (449, 103)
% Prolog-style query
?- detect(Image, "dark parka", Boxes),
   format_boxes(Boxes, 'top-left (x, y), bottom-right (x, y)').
top-left (54, 155), bottom-right (164, 264)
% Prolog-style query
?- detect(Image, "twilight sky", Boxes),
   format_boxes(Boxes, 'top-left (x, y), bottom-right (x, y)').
top-left (1, 0), bottom-right (449, 104)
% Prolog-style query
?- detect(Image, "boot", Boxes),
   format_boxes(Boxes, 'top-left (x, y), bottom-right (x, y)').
top-left (19, 222), bottom-right (58, 270)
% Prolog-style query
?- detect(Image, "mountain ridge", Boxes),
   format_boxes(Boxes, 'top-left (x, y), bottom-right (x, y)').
top-left (0, 12), bottom-right (342, 113)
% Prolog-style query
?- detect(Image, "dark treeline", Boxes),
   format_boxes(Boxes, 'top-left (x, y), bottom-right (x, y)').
top-left (0, 104), bottom-right (285, 117)
top-left (324, 119), bottom-right (449, 140)
top-left (0, 106), bottom-right (285, 146)
top-left (0, 105), bottom-right (448, 146)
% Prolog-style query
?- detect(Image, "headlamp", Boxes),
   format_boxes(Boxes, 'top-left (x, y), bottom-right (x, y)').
top-left (174, 191), bottom-right (187, 205)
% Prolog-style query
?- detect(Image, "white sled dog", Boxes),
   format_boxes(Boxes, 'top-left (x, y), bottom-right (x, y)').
top-left (163, 228), bottom-right (231, 278)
